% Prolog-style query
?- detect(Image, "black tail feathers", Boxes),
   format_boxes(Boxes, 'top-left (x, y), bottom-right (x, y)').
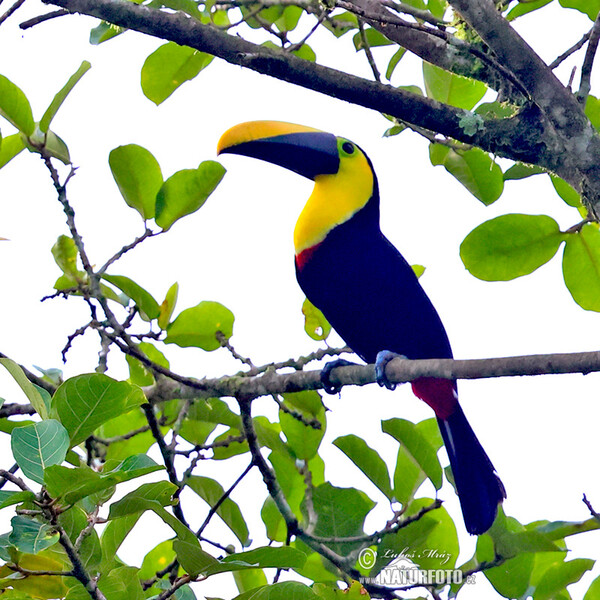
top-left (438, 405), bottom-right (506, 535)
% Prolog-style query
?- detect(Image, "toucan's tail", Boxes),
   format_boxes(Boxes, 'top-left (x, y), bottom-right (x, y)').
top-left (438, 405), bottom-right (506, 535)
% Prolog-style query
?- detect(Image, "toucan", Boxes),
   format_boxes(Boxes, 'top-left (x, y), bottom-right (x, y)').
top-left (217, 121), bottom-right (506, 534)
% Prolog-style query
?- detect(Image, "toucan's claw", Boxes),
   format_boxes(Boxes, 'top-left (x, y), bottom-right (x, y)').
top-left (375, 350), bottom-right (406, 390)
top-left (320, 359), bottom-right (356, 395)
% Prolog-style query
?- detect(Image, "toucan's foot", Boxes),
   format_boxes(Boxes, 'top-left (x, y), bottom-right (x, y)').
top-left (320, 359), bottom-right (356, 395)
top-left (375, 350), bottom-right (406, 390)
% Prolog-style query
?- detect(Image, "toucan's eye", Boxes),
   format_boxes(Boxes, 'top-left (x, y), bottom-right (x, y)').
top-left (341, 141), bottom-right (355, 154)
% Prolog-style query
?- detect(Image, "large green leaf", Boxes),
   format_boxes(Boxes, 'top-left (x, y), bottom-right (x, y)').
top-left (563, 223), bottom-right (600, 311)
top-left (477, 532), bottom-right (535, 598)
top-left (98, 566), bottom-right (144, 600)
top-left (45, 455), bottom-right (162, 505)
top-left (460, 214), bottom-right (564, 281)
top-left (0, 74), bottom-right (34, 135)
top-left (141, 42), bottom-right (213, 105)
top-left (52, 374), bottom-right (145, 446)
top-left (9, 516), bottom-right (59, 554)
top-left (11, 420), bottom-right (70, 484)
top-left (165, 300), bottom-right (234, 350)
top-left (101, 274), bottom-right (160, 320)
top-left (441, 147), bottom-right (504, 205)
top-left (550, 175), bottom-right (583, 209)
top-left (187, 475), bottom-right (250, 545)
top-left (155, 161), bottom-right (225, 230)
top-left (99, 514), bottom-right (141, 573)
top-left (559, 0), bottom-right (600, 19)
top-left (173, 539), bottom-right (219, 577)
top-left (423, 63), bottom-right (487, 110)
top-left (333, 434), bottom-right (392, 500)
top-left (304, 483), bottom-right (375, 555)
top-left (108, 144), bottom-right (163, 220)
top-left (382, 418), bottom-right (442, 490)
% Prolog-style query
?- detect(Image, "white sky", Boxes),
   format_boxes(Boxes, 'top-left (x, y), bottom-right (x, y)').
top-left (1, 1), bottom-right (599, 598)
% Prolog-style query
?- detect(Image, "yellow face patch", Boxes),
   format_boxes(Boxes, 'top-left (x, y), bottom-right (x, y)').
top-left (294, 138), bottom-right (374, 254)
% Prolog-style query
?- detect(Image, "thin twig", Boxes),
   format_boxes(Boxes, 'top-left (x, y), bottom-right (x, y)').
top-left (19, 8), bottom-right (68, 28)
top-left (577, 12), bottom-right (600, 102)
top-left (357, 17), bottom-right (381, 82)
top-left (195, 461), bottom-right (254, 538)
top-left (549, 29), bottom-right (592, 69)
top-left (0, 0), bottom-right (25, 25)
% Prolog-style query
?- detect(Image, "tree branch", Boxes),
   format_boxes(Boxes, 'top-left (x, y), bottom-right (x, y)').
top-left (42, 0), bottom-right (550, 165)
top-left (144, 349), bottom-right (600, 404)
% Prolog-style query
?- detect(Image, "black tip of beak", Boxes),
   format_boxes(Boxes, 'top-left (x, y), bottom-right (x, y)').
top-left (219, 132), bottom-right (340, 180)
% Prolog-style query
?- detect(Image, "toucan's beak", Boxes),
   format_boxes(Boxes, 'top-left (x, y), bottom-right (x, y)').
top-left (217, 120), bottom-right (340, 180)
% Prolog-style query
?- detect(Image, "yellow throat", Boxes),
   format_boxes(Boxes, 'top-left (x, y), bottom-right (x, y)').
top-left (293, 140), bottom-right (374, 254)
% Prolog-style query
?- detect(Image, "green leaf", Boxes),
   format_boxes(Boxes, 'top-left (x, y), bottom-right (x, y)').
top-left (89, 21), bottom-right (125, 44)
top-left (585, 95), bottom-right (600, 131)
top-left (141, 42), bottom-right (213, 105)
top-left (279, 392), bottom-right (325, 461)
top-left (506, 0), bottom-right (552, 20)
top-left (9, 516), bottom-right (59, 554)
top-left (304, 483), bottom-right (375, 555)
top-left (460, 214), bottom-right (564, 281)
top-left (382, 418), bottom-right (442, 490)
top-left (301, 297), bottom-right (331, 341)
top-left (139, 539), bottom-right (176, 581)
top-left (155, 161), bottom-right (225, 230)
top-left (563, 223), bottom-right (600, 311)
top-left (322, 11), bottom-right (357, 37)
top-left (0, 357), bottom-right (47, 419)
top-left (52, 374), bottom-right (145, 446)
top-left (504, 163), bottom-right (545, 181)
top-left (441, 147), bottom-right (504, 205)
top-left (0, 133), bottom-right (25, 169)
top-left (334, 435), bottom-right (392, 500)
top-left (373, 497), bottom-right (456, 574)
top-left (0, 490), bottom-right (36, 510)
top-left (393, 444), bottom-right (426, 506)
top-left (158, 282), bottom-right (179, 330)
top-left (291, 43), bottom-right (316, 62)
top-left (353, 28), bottom-right (393, 51)
top-left (423, 62), bottom-right (487, 110)
top-left (101, 274), bottom-right (161, 320)
top-left (386, 47), bottom-right (407, 81)
top-left (478, 532), bottom-right (534, 598)
top-left (559, 0), bottom-right (600, 20)
top-left (187, 476), bottom-right (250, 545)
top-left (11, 420), bottom-right (69, 484)
top-left (98, 566), bottom-right (144, 600)
top-left (165, 300), bottom-right (234, 350)
top-left (232, 582), bottom-right (319, 600)
top-left (99, 514), bottom-right (141, 573)
top-left (108, 144), bottom-right (163, 220)
top-left (220, 546), bottom-right (306, 571)
top-left (550, 174), bottom-right (582, 208)
top-left (39, 61), bottom-right (91, 133)
top-left (585, 574), bottom-right (600, 600)
top-left (51, 235), bottom-right (78, 277)
top-left (0, 74), bottom-right (34, 135)
top-left (41, 130), bottom-right (71, 165)
top-left (45, 456), bottom-right (162, 505)
top-left (173, 539), bottom-right (219, 577)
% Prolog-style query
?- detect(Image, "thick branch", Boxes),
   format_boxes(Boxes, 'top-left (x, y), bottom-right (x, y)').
top-left (143, 350), bottom-right (600, 403)
top-left (43, 0), bottom-right (550, 166)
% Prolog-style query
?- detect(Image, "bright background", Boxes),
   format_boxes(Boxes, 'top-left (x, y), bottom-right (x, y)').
top-left (1, 2), bottom-right (599, 597)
